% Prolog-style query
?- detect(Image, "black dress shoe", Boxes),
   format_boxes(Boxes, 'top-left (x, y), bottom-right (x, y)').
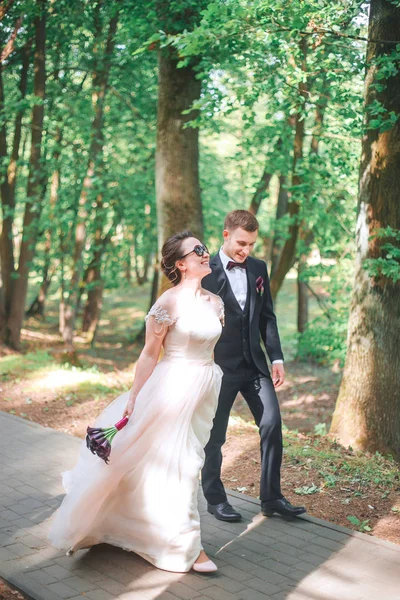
top-left (207, 501), bottom-right (242, 522)
top-left (261, 497), bottom-right (306, 519)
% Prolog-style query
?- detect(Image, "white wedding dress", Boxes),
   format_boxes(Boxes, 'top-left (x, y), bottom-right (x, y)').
top-left (48, 291), bottom-right (224, 572)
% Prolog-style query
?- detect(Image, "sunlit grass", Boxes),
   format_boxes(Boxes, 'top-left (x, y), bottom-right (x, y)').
top-left (0, 350), bottom-right (131, 400)
top-left (0, 350), bottom-right (53, 376)
top-left (282, 426), bottom-right (398, 490)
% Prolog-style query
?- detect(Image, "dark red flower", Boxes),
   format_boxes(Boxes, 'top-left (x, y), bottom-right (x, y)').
top-left (86, 416), bottom-right (129, 464)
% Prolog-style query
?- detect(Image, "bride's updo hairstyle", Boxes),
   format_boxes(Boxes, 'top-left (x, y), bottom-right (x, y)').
top-left (161, 230), bottom-right (194, 286)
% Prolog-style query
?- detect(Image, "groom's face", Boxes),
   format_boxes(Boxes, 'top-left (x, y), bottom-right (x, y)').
top-left (222, 227), bottom-right (258, 262)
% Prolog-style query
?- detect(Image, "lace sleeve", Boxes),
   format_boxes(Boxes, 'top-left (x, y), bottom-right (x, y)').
top-left (145, 304), bottom-right (177, 338)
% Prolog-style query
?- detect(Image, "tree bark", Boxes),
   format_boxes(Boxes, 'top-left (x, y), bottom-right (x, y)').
top-left (297, 256), bottom-right (308, 333)
top-left (0, 0), bottom-right (16, 21)
top-left (27, 123), bottom-right (63, 318)
top-left (248, 169), bottom-right (273, 215)
top-left (330, 0), bottom-right (400, 457)
top-left (133, 233), bottom-right (151, 285)
top-left (81, 248), bottom-right (103, 339)
top-left (296, 87), bottom-right (328, 333)
top-left (156, 47), bottom-right (203, 250)
top-left (271, 175), bottom-right (289, 277)
top-left (0, 66), bottom-right (11, 334)
top-left (137, 263), bottom-right (159, 343)
top-left (4, 1), bottom-right (46, 349)
top-left (1, 41), bottom-right (30, 322)
top-left (80, 202), bottom-right (121, 341)
top-left (1, 15), bottom-right (24, 62)
top-left (62, 6), bottom-right (119, 348)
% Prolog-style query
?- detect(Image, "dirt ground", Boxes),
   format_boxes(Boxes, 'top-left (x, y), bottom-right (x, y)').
top-left (221, 420), bottom-right (400, 546)
top-left (0, 579), bottom-right (27, 600)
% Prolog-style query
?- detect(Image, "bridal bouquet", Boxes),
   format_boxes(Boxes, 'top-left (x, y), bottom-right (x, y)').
top-left (86, 416), bottom-right (129, 464)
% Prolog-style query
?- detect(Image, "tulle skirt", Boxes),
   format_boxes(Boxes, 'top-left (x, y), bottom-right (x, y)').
top-left (48, 357), bottom-right (222, 572)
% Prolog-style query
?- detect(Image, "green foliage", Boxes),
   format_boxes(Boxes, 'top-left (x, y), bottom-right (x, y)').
top-left (295, 484), bottom-right (321, 495)
top-left (364, 227), bottom-right (400, 283)
top-left (314, 422), bottom-right (327, 436)
top-left (347, 515), bottom-right (372, 532)
top-left (297, 259), bottom-right (354, 365)
top-left (0, 0), bottom-right (381, 359)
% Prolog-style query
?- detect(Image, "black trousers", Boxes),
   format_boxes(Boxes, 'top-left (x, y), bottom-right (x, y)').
top-left (201, 362), bottom-right (283, 505)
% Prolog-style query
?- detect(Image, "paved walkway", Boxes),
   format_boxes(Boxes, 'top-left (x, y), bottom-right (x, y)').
top-left (0, 412), bottom-right (399, 600)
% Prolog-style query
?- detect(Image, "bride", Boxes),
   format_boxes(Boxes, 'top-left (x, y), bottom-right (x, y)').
top-left (48, 231), bottom-right (224, 573)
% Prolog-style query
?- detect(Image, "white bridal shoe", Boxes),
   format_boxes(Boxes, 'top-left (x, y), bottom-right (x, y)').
top-left (192, 559), bottom-right (218, 573)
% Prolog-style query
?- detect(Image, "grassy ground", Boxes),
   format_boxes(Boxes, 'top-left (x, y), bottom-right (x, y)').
top-left (0, 276), bottom-right (399, 546)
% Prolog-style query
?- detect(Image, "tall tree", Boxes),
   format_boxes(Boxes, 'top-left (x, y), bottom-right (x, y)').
top-left (270, 38), bottom-right (308, 302)
top-left (330, 0), bottom-right (400, 457)
top-left (156, 48), bottom-right (203, 246)
top-left (62, 2), bottom-right (119, 348)
top-left (4, 0), bottom-right (46, 349)
top-left (0, 38), bottom-right (31, 337)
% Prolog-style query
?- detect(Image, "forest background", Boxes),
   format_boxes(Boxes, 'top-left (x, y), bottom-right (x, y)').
top-left (0, 0), bottom-right (399, 544)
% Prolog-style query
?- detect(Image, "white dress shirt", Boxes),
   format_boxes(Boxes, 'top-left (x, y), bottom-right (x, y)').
top-left (219, 248), bottom-right (283, 365)
top-left (219, 248), bottom-right (248, 310)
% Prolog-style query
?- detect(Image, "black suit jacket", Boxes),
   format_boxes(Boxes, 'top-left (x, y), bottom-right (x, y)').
top-left (202, 253), bottom-right (284, 377)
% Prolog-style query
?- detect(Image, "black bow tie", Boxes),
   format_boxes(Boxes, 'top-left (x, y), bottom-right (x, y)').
top-left (226, 260), bottom-right (247, 271)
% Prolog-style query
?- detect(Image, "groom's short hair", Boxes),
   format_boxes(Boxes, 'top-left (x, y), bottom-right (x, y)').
top-left (224, 210), bottom-right (259, 232)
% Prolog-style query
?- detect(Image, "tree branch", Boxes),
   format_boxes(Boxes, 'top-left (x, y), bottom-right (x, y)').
top-left (0, 0), bottom-right (16, 21)
top-left (1, 15), bottom-right (24, 63)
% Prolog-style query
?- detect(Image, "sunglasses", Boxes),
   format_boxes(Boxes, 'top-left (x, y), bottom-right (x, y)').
top-left (180, 244), bottom-right (209, 259)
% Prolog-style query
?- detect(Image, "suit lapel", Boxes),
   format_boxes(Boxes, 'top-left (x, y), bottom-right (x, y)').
top-left (210, 254), bottom-right (243, 315)
top-left (209, 254), bottom-right (227, 296)
top-left (247, 259), bottom-right (257, 322)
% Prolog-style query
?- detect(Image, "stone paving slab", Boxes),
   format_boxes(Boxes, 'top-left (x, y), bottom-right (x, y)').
top-left (1, 412), bottom-right (400, 600)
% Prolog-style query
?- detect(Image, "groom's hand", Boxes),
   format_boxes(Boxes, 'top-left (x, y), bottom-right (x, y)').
top-left (272, 363), bottom-right (285, 388)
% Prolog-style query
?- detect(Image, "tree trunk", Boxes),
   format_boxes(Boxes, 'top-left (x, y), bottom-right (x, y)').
top-left (81, 205), bottom-right (121, 340)
top-left (297, 256), bottom-right (308, 333)
top-left (156, 47), bottom-right (203, 252)
top-left (330, 0), bottom-right (400, 457)
top-left (81, 228), bottom-right (104, 338)
top-left (135, 252), bottom-right (151, 285)
top-left (0, 42), bottom-right (30, 333)
top-left (26, 123), bottom-right (62, 318)
top-left (62, 7), bottom-right (119, 348)
top-left (296, 87), bottom-right (328, 333)
top-left (269, 116), bottom-right (304, 301)
top-left (0, 67), bottom-right (11, 335)
top-left (270, 39), bottom-right (308, 302)
top-left (271, 175), bottom-right (289, 277)
top-left (0, 0), bottom-right (16, 21)
top-left (1, 15), bottom-right (24, 63)
top-left (248, 169), bottom-right (273, 215)
top-left (137, 263), bottom-right (159, 343)
top-left (4, 1), bottom-right (46, 349)
top-left (26, 269), bottom-right (53, 318)
top-left (125, 244), bottom-right (132, 282)
top-left (81, 254), bottom-right (103, 340)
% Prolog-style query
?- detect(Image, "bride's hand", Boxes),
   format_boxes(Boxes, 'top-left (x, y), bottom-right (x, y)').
top-left (123, 397), bottom-right (136, 418)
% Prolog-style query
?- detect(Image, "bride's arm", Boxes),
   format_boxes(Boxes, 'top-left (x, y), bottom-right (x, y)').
top-left (123, 301), bottom-right (175, 418)
top-left (122, 329), bottom-right (165, 418)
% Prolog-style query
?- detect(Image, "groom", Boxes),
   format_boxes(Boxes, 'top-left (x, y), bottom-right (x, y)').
top-left (201, 210), bottom-right (306, 521)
